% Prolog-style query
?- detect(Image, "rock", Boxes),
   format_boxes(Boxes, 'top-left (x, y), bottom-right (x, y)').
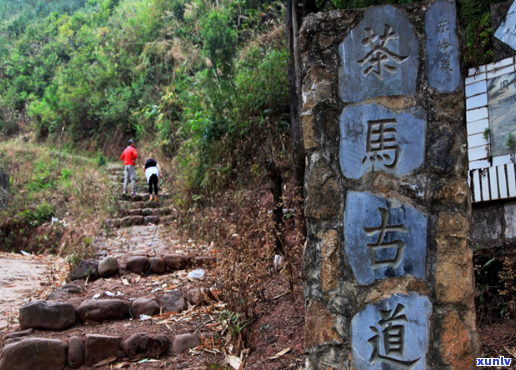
top-left (120, 217), bottom-right (132, 227)
top-left (76, 299), bottom-right (129, 322)
top-left (68, 336), bottom-right (85, 369)
top-left (98, 256), bottom-right (119, 277)
top-left (131, 298), bottom-right (160, 319)
top-left (122, 333), bottom-right (170, 360)
top-left (159, 290), bottom-right (185, 313)
top-left (151, 209), bottom-right (160, 216)
top-left (150, 257), bottom-right (166, 274)
top-left (61, 283), bottom-right (85, 294)
top-left (187, 268), bottom-right (205, 280)
top-left (85, 334), bottom-right (121, 366)
top-left (131, 194), bottom-right (143, 201)
top-left (106, 219), bottom-right (120, 228)
top-left (163, 255), bottom-right (187, 270)
top-left (186, 289), bottom-right (204, 305)
top-left (193, 256), bottom-right (217, 267)
top-left (117, 208), bottom-right (128, 217)
top-left (129, 209), bottom-right (141, 216)
top-left (172, 333), bottom-right (199, 354)
top-left (70, 259), bottom-right (99, 281)
top-left (142, 208), bottom-right (152, 216)
top-left (145, 216), bottom-right (159, 225)
top-left (126, 256), bottom-right (150, 274)
top-left (5, 328), bottom-right (33, 340)
top-left (0, 337), bottom-right (68, 370)
top-left (133, 201), bottom-right (145, 209)
top-left (131, 216), bottom-right (145, 226)
top-left (19, 300), bottom-right (76, 331)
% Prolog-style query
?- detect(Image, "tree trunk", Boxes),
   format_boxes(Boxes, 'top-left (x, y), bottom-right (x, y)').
top-left (286, 0), bottom-right (307, 240)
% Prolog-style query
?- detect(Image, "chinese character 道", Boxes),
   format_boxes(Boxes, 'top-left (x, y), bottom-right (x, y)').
top-left (368, 303), bottom-right (421, 370)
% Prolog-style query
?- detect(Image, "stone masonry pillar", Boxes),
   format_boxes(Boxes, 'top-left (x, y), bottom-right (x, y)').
top-left (301, 1), bottom-right (480, 369)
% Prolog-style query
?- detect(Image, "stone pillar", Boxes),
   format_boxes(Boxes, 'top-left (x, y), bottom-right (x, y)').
top-left (0, 171), bottom-right (9, 209)
top-left (300, 1), bottom-right (479, 369)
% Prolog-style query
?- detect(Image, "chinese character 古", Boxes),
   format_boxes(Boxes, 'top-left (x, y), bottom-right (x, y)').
top-left (362, 118), bottom-right (401, 171)
top-left (368, 304), bottom-right (421, 370)
top-left (363, 207), bottom-right (408, 269)
top-left (357, 24), bottom-right (409, 80)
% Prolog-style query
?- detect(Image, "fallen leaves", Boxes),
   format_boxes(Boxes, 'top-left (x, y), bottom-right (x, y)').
top-left (269, 347), bottom-right (291, 360)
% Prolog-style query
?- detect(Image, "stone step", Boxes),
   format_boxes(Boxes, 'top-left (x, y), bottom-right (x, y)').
top-left (118, 199), bottom-right (172, 210)
top-left (105, 214), bottom-right (176, 228)
top-left (116, 206), bottom-right (175, 218)
top-left (118, 193), bottom-right (170, 202)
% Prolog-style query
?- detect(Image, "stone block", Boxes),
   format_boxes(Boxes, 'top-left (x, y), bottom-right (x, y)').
top-left (301, 114), bottom-right (318, 150)
top-left (339, 103), bottom-right (426, 179)
top-left (122, 333), bottom-right (170, 360)
top-left (131, 298), bottom-right (160, 319)
top-left (344, 191), bottom-right (427, 285)
top-left (351, 293), bottom-right (431, 370)
top-left (76, 299), bottom-right (129, 322)
top-left (305, 300), bottom-right (342, 348)
top-left (321, 229), bottom-right (339, 293)
top-left (19, 300), bottom-right (76, 331)
top-left (131, 215), bottom-right (144, 226)
top-left (128, 209), bottom-right (141, 216)
top-left (439, 310), bottom-right (474, 370)
top-left (126, 256), bottom-right (150, 274)
top-left (150, 257), bottom-right (166, 274)
top-left (145, 216), bottom-right (159, 224)
top-left (85, 334), bottom-right (121, 366)
top-left (172, 333), bottom-right (199, 354)
top-left (98, 256), bottom-right (119, 277)
top-left (425, 0), bottom-right (461, 93)
top-left (504, 201), bottom-right (516, 246)
top-left (68, 336), bottom-right (85, 369)
top-left (471, 203), bottom-right (503, 249)
top-left (305, 160), bottom-right (341, 219)
top-left (70, 259), bottom-right (98, 281)
top-left (163, 255), bottom-right (188, 270)
top-left (0, 338), bottom-right (68, 370)
top-left (338, 5), bottom-right (419, 103)
top-left (160, 290), bottom-right (185, 313)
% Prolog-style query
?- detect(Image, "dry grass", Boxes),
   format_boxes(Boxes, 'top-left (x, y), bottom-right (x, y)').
top-left (0, 138), bottom-right (116, 259)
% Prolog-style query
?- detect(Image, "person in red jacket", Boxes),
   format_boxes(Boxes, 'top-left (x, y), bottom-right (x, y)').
top-left (120, 139), bottom-right (138, 194)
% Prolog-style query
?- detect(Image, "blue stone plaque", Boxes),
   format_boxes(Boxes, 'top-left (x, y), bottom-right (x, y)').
top-left (344, 191), bottom-right (427, 286)
top-left (494, 0), bottom-right (516, 52)
top-left (425, 0), bottom-right (461, 93)
top-left (351, 293), bottom-right (432, 370)
top-left (339, 103), bottom-right (426, 180)
top-left (338, 5), bottom-right (419, 103)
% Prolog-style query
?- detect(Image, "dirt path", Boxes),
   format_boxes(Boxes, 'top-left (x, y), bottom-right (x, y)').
top-left (0, 252), bottom-right (67, 329)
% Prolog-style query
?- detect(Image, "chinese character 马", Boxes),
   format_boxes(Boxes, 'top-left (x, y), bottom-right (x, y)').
top-left (357, 24), bottom-right (410, 80)
top-left (363, 207), bottom-right (408, 269)
top-left (362, 118), bottom-right (401, 171)
top-left (368, 303), bottom-right (421, 369)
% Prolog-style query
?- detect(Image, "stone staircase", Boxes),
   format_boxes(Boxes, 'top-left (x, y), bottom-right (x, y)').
top-left (105, 164), bottom-right (176, 228)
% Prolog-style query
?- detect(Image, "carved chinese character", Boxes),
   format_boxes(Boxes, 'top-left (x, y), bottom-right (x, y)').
top-left (357, 24), bottom-right (410, 80)
top-left (362, 118), bottom-right (401, 171)
top-left (440, 57), bottom-right (453, 72)
top-left (500, 79), bottom-right (510, 91)
top-left (367, 304), bottom-right (421, 369)
top-left (363, 207), bottom-right (408, 269)
top-left (438, 18), bottom-right (449, 33)
top-left (437, 38), bottom-right (452, 52)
